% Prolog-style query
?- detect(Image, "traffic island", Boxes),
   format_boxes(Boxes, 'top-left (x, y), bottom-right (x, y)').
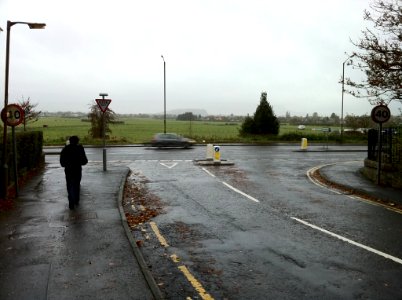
top-left (195, 144), bottom-right (235, 166)
top-left (194, 159), bottom-right (235, 166)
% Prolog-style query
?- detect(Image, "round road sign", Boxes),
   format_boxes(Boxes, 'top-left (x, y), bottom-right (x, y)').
top-left (1, 104), bottom-right (25, 127)
top-left (371, 105), bottom-right (391, 124)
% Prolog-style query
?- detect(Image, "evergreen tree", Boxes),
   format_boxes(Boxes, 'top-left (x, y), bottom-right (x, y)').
top-left (240, 116), bottom-right (256, 135)
top-left (240, 92), bottom-right (279, 135)
top-left (253, 92), bottom-right (279, 134)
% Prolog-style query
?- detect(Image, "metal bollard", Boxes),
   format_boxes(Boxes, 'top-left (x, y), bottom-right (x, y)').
top-left (214, 145), bottom-right (221, 163)
top-left (300, 138), bottom-right (308, 150)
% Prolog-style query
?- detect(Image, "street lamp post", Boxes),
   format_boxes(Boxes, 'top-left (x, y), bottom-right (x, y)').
top-left (161, 55), bottom-right (166, 134)
top-left (341, 54), bottom-right (355, 142)
top-left (1, 20), bottom-right (45, 199)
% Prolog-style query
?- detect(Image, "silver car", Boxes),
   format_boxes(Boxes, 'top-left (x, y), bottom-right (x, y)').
top-left (151, 133), bottom-right (195, 148)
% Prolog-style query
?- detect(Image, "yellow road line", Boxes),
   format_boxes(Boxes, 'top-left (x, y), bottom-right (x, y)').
top-left (178, 265), bottom-right (214, 300)
top-left (150, 221), bottom-right (169, 247)
top-left (170, 254), bottom-right (180, 263)
top-left (149, 221), bottom-right (214, 299)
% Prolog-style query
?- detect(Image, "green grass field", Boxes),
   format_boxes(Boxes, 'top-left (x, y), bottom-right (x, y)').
top-left (18, 116), bottom-right (349, 145)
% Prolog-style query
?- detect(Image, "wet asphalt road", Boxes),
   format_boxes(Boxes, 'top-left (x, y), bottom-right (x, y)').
top-left (47, 145), bottom-right (402, 299)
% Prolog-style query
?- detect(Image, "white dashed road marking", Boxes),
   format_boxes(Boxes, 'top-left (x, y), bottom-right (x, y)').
top-left (292, 217), bottom-right (402, 265)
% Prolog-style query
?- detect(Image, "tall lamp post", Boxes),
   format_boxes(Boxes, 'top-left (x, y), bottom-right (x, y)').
top-left (1, 20), bottom-right (46, 199)
top-left (161, 55), bottom-right (166, 134)
top-left (341, 54), bottom-right (355, 142)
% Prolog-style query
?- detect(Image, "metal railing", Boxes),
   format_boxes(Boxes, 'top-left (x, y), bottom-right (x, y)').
top-left (367, 127), bottom-right (401, 164)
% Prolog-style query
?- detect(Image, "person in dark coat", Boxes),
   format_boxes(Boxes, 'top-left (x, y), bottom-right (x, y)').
top-left (60, 136), bottom-right (88, 210)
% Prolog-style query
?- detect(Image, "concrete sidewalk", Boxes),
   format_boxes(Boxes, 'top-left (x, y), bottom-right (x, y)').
top-left (0, 161), bottom-right (156, 300)
top-left (318, 160), bottom-right (402, 209)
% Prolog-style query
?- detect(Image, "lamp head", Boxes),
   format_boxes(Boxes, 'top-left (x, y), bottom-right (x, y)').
top-left (28, 23), bottom-right (46, 29)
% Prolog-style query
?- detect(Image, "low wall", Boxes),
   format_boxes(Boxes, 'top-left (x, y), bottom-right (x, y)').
top-left (362, 158), bottom-right (402, 188)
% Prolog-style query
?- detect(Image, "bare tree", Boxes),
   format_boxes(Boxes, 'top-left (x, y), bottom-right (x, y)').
top-left (19, 97), bottom-right (41, 131)
top-left (88, 102), bottom-right (116, 139)
top-left (346, 0), bottom-right (402, 105)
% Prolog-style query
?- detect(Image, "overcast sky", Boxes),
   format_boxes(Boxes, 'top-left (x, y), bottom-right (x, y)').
top-left (0, 0), bottom-right (400, 117)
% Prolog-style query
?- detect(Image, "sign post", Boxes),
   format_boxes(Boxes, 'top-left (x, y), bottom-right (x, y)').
top-left (96, 94), bottom-right (111, 171)
top-left (371, 103), bottom-right (391, 185)
top-left (1, 103), bottom-right (25, 196)
top-left (321, 128), bottom-right (331, 150)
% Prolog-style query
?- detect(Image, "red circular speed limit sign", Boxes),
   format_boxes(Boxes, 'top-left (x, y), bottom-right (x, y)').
top-left (371, 104), bottom-right (391, 124)
top-left (1, 104), bottom-right (25, 127)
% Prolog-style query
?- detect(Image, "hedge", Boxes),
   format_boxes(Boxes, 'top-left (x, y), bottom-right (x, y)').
top-left (0, 131), bottom-right (44, 196)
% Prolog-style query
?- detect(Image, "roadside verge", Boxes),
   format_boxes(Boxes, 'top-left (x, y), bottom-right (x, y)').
top-left (117, 170), bottom-right (164, 300)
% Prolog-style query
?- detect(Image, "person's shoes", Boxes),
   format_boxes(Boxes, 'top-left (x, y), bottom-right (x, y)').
top-left (69, 199), bottom-right (75, 210)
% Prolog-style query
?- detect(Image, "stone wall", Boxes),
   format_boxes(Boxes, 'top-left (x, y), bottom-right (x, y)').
top-left (362, 158), bottom-right (402, 188)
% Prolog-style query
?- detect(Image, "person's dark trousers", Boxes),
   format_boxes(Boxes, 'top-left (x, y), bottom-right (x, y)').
top-left (65, 169), bottom-right (82, 209)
